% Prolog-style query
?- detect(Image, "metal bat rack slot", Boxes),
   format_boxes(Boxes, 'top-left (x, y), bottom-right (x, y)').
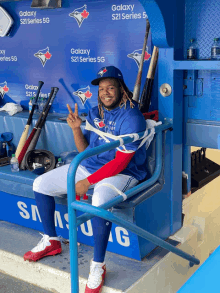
top-left (67, 121), bottom-right (200, 293)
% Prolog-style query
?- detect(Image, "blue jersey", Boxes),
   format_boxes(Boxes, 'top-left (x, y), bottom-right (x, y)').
top-left (80, 100), bottom-right (147, 181)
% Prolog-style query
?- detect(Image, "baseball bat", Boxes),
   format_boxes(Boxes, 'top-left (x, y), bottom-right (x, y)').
top-left (139, 46), bottom-right (159, 113)
top-left (15, 81), bottom-right (44, 158)
top-left (20, 87), bottom-right (59, 170)
top-left (18, 87), bottom-right (55, 164)
top-left (132, 18), bottom-right (150, 102)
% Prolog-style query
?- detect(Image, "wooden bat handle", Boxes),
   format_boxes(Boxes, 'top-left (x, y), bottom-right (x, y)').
top-left (133, 19), bottom-right (150, 102)
top-left (15, 125), bottom-right (30, 158)
top-left (17, 128), bottom-right (37, 164)
top-left (147, 46), bottom-right (159, 79)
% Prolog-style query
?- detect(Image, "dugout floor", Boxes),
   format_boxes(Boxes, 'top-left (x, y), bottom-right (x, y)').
top-left (0, 220), bottom-right (179, 293)
top-left (0, 147), bottom-right (220, 292)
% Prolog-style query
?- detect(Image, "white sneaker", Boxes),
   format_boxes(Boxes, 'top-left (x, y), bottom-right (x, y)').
top-left (85, 260), bottom-right (106, 292)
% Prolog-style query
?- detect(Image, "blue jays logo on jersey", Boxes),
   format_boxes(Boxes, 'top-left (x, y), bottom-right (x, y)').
top-left (34, 47), bottom-right (52, 67)
top-left (0, 81), bottom-right (9, 99)
top-left (69, 5), bottom-right (89, 28)
top-left (127, 47), bottom-right (151, 67)
top-left (73, 86), bottom-right (92, 106)
top-left (94, 118), bottom-right (105, 129)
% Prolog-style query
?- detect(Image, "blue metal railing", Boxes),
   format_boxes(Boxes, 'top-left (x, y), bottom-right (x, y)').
top-left (67, 121), bottom-right (200, 293)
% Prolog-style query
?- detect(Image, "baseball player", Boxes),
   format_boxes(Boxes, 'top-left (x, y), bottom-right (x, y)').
top-left (23, 66), bottom-right (147, 293)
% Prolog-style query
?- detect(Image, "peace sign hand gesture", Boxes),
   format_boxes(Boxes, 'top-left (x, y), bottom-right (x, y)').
top-left (67, 103), bottom-right (82, 130)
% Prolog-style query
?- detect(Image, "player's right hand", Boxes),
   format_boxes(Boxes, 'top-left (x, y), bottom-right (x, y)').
top-left (67, 103), bottom-right (82, 130)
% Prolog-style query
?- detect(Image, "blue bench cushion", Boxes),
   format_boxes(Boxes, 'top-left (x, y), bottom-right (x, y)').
top-left (0, 165), bottom-right (38, 185)
top-left (0, 166), bottom-right (68, 205)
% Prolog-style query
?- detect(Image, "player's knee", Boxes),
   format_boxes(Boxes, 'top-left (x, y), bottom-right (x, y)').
top-left (33, 176), bottom-right (46, 193)
top-left (92, 192), bottom-right (104, 207)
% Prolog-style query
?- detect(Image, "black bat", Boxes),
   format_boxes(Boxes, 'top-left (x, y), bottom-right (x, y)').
top-left (139, 46), bottom-right (159, 113)
top-left (20, 87), bottom-right (59, 170)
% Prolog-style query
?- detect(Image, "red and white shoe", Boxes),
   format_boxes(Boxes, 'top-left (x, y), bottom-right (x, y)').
top-left (85, 260), bottom-right (106, 293)
top-left (24, 234), bottom-right (62, 262)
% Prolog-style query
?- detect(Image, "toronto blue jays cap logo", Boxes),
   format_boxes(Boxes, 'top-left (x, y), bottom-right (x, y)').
top-left (0, 81), bottom-right (9, 99)
top-left (34, 47), bottom-right (52, 67)
top-left (73, 85), bottom-right (92, 105)
top-left (98, 68), bottom-right (108, 77)
top-left (69, 4), bottom-right (89, 28)
top-left (127, 47), bottom-right (151, 67)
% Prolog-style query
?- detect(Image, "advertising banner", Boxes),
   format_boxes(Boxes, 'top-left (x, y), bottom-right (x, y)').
top-left (0, 190), bottom-right (141, 260)
top-left (0, 0), bottom-right (152, 114)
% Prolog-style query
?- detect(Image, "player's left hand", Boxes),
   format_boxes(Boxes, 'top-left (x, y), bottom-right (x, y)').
top-left (75, 178), bottom-right (91, 196)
